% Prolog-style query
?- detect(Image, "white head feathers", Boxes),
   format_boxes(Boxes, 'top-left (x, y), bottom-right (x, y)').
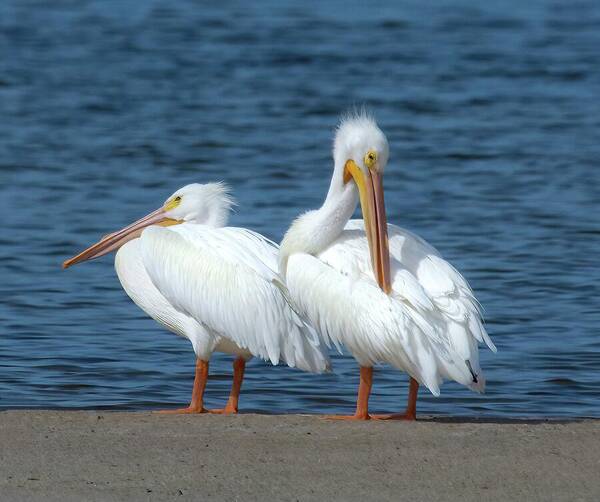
top-left (333, 110), bottom-right (389, 173)
top-left (163, 182), bottom-right (235, 228)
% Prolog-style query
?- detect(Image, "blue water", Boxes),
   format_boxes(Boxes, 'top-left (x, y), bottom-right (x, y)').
top-left (1, 0), bottom-right (599, 418)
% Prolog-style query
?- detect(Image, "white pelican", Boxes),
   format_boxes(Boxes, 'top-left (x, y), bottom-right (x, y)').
top-left (64, 182), bottom-right (329, 414)
top-left (280, 113), bottom-right (495, 420)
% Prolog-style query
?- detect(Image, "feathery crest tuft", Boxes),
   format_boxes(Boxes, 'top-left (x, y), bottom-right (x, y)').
top-left (204, 181), bottom-right (236, 214)
top-left (335, 106), bottom-right (377, 146)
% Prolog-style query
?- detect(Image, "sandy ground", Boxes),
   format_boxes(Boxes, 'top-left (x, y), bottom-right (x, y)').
top-left (0, 411), bottom-right (598, 501)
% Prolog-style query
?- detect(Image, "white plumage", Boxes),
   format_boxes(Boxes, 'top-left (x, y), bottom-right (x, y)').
top-left (64, 182), bottom-right (329, 413)
top-left (280, 112), bottom-right (495, 418)
top-left (115, 237), bottom-right (253, 362)
top-left (285, 220), bottom-right (495, 396)
top-left (137, 223), bottom-right (328, 373)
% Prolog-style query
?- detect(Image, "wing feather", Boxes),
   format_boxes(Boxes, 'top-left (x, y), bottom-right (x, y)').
top-left (300, 219), bottom-right (494, 394)
top-left (140, 225), bottom-right (330, 373)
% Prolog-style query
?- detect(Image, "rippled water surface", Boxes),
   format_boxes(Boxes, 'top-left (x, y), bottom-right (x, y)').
top-left (1, 0), bottom-right (599, 417)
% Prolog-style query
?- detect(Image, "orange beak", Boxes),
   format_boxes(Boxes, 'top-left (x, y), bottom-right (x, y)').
top-left (62, 207), bottom-right (180, 269)
top-left (344, 160), bottom-right (391, 293)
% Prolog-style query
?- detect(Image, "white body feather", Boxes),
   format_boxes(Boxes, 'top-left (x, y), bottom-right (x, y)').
top-left (280, 113), bottom-right (494, 397)
top-left (118, 223), bottom-right (329, 373)
top-left (285, 220), bottom-right (495, 396)
top-left (112, 183), bottom-right (329, 373)
top-left (115, 239), bottom-right (253, 361)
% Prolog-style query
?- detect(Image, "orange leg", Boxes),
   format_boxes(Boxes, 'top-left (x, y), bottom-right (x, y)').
top-left (324, 366), bottom-right (373, 420)
top-left (371, 377), bottom-right (419, 421)
top-left (157, 358), bottom-right (209, 414)
top-left (210, 357), bottom-right (246, 415)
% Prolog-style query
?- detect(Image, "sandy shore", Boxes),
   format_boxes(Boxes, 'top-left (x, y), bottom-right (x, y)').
top-left (0, 411), bottom-right (598, 501)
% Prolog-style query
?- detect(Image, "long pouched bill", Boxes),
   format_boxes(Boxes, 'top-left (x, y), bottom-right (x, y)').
top-left (62, 207), bottom-right (180, 269)
top-left (343, 160), bottom-right (392, 294)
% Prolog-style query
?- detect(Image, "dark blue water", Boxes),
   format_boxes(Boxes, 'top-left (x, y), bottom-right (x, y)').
top-left (1, 0), bottom-right (599, 418)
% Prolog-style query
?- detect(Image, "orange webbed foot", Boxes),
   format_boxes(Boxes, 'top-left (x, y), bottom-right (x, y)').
top-left (155, 406), bottom-right (208, 415)
top-left (321, 413), bottom-right (371, 421)
top-left (369, 412), bottom-right (416, 421)
top-left (208, 407), bottom-right (238, 415)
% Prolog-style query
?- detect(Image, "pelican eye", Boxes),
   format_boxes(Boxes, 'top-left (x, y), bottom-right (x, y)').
top-left (364, 150), bottom-right (378, 169)
top-left (164, 195), bottom-right (182, 211)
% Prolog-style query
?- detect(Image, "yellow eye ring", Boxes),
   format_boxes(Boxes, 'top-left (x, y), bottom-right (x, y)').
top-left (364, 150), bottom-right (377, 168)
top-left (164, 196), bottom-right (182, 211)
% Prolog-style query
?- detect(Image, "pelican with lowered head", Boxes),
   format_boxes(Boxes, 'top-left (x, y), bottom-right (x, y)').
top-left (280, 113), bottom-right (495, 420)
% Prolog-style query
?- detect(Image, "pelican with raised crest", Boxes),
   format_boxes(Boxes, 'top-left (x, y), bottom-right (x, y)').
top-left (64, 182), bottom-right (329, 414)
top-left (280, 113), bottom-right (495, 420)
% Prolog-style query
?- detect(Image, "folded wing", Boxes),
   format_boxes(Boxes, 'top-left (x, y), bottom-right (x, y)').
top-left (139, 225), bottom-right (330, 373)
top-left (312, 220), bottom-right (494, 393)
